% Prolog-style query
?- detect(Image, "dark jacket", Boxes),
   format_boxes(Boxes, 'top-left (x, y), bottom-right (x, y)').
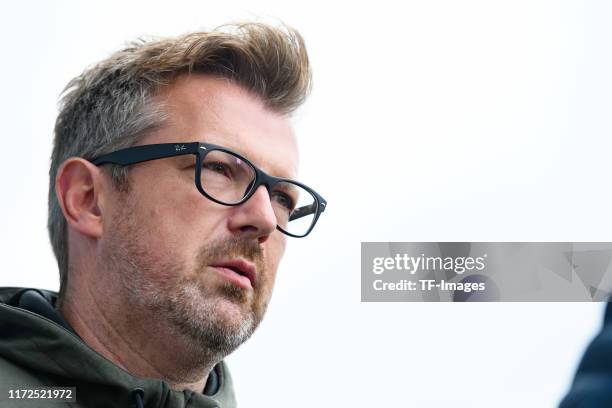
top-left (0, 287), bottom-right (237, 408)
top-left (559, 302), bottom-right (612, 407)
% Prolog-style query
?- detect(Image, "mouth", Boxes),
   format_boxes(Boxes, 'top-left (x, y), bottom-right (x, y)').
top-left (209, 259), bottom-right (256, 289)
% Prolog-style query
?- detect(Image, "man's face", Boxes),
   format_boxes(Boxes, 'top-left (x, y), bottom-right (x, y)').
top-left (99, 74), bottom-right (298, 356)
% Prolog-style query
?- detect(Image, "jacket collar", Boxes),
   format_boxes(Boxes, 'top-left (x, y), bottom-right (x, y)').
top-left (0, 287), bottom-right (237, 408)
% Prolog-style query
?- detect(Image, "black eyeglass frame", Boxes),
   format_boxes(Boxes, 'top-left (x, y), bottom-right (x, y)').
top-left (90, 142), bottom-right (327, 238)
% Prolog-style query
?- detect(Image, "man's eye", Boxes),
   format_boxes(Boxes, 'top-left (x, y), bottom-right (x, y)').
top-left (203, 162), bottom-right (231, 178)
top-left (272, 191), bottom-right (295, 211)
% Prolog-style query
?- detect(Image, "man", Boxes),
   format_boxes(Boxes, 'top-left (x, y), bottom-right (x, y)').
top-left (0, 22), bottom-right (326, 408)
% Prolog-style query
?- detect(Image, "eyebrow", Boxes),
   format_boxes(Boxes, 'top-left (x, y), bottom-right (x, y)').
top-left (274, 182), bottom-right (299, 194)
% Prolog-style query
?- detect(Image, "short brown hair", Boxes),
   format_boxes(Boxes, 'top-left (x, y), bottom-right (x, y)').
top-left (48, 22), bottom-right (312, 299)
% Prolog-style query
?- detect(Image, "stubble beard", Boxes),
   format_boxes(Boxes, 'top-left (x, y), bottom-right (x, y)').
top-left (100, 197), bottom-right (269, 365)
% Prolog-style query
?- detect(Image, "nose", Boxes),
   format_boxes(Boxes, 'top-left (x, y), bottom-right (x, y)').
top-left (226, 185), bottom-right (277, 243)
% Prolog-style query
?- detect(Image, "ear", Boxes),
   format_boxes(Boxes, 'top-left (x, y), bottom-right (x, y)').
top-left (55, 158), bottom-right (106, 239)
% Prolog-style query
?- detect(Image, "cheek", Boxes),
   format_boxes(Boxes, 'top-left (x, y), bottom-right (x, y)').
top-left (130, 174), bottom-right (228, 262)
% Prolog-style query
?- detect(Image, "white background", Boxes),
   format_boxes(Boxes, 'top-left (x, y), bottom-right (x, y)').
top-left (1, 1), bottom-right (610, 407)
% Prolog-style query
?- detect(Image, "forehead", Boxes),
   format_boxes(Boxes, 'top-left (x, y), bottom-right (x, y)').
top-left (145, 74), bottom-right (299, 179)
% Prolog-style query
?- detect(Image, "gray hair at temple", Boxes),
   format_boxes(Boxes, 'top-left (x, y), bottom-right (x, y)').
top-left (48, 22), bottom-right (312, 301)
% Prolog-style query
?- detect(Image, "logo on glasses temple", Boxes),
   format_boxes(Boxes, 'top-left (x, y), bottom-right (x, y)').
top-left (174, 144), bottom-right (186, 152)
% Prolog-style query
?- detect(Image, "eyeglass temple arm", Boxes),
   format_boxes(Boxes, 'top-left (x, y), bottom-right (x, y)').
top-left (289, 201), bottom-right (326, 222)
top-left (91, 143), bottom-right (200, 166)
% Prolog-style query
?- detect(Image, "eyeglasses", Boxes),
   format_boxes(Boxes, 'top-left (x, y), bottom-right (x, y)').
top-left (90, 142), bottom-right (327, 237)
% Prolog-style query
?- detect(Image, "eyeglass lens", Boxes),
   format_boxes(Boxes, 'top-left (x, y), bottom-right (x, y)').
top-left (199, 150), bottom-right (317, 236)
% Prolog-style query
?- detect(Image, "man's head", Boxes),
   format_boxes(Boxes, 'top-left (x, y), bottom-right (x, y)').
top-left (48, 23), bottom-right (313, 362)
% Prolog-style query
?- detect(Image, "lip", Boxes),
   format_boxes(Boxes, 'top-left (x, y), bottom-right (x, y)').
top-left (209, 259), bottom-right (257, 289)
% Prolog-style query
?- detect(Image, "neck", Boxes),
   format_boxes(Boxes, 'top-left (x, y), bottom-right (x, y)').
top-left (59, 281), bottom-right (215, 392)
